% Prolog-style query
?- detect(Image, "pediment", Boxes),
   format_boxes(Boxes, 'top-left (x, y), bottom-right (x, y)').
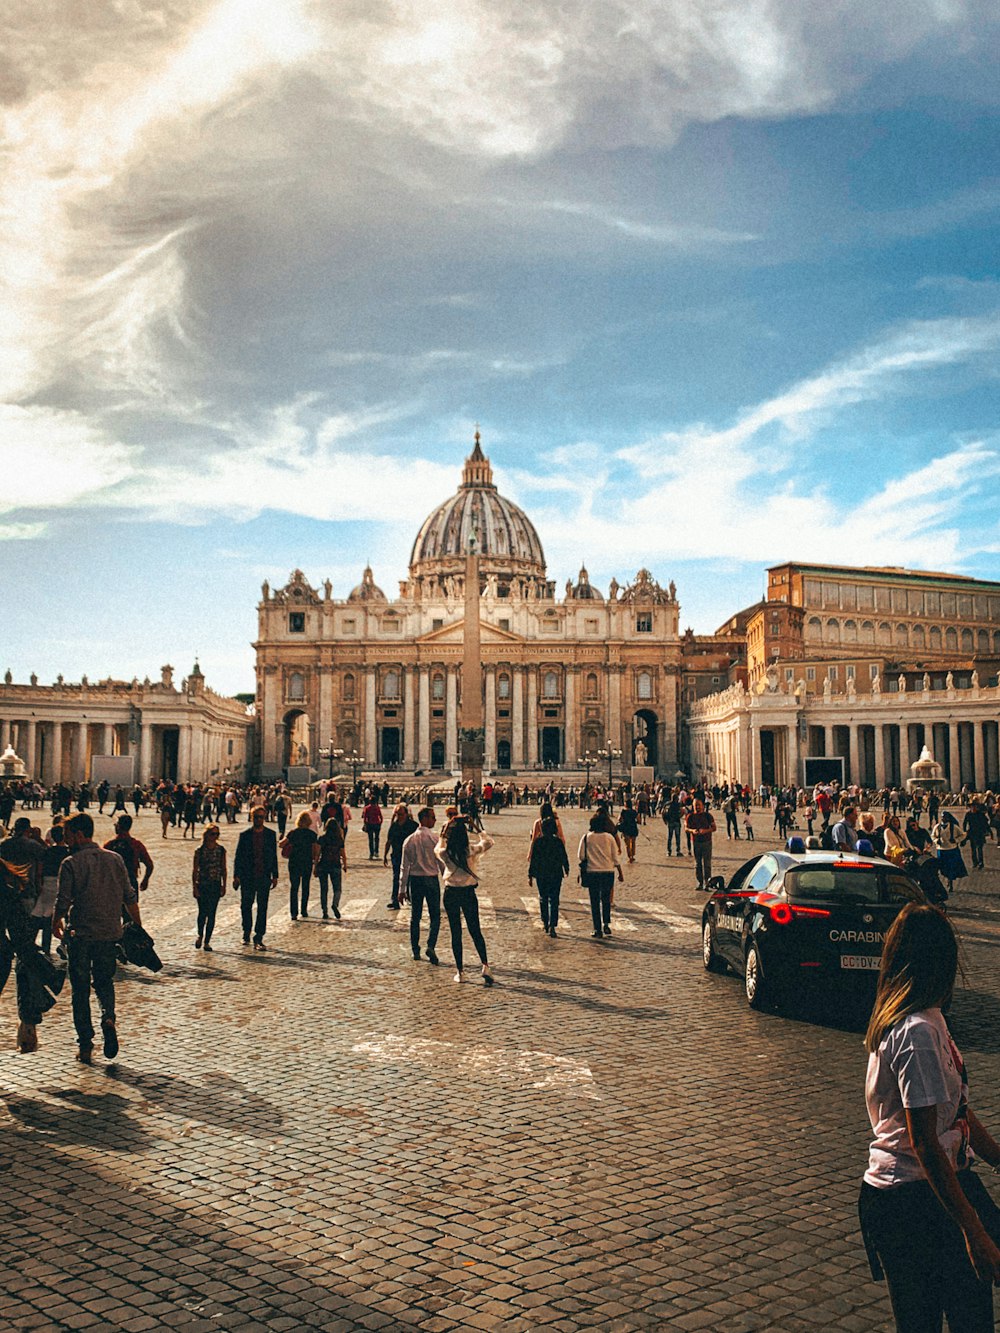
top-left (418, 618), bottom-right (523, 645)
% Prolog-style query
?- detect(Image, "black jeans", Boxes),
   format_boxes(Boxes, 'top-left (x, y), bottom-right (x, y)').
top-left (317, 868), bottom-right (342, 917)
top-left (289, 864), bottom-right (312, 916)
top-left (586, 872), bottom-right (614, 933)
top-left (443, 884), bottom-right (487, 972)
top-left (390, 854), bottom-right (403, 906)
top-left (196, 885), bottom-right (222, 945)
top-left (66, 937), bottom-right (118, 1047)
top-left (240, 879), bottom-right (271, 942)
top-left (535, 873), bottom-right (563, 929)
top-left (693, 839), bottom-right (713, 886)
top-left (859, 1173), bottom-right (1000, 1332)
top-left (366, 828), bottom-right (380, 858)
top-left (969, 839), bottom-right (986, 869)
top-left (725, 812), bottom-right (740, 839)
top-left (408, 875), bottom-right (441, 954)
top-left (665, 821), bottom-right (682, 855)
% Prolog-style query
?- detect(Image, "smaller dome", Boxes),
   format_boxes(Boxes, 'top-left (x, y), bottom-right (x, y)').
top-left (348, 565), bottom-right (387, 603)
top-left (568, 565), bottom-right (603, 601)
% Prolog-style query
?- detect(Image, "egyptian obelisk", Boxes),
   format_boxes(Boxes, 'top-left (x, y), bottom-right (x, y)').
top-left (460, 478), bottom-right (484, 788)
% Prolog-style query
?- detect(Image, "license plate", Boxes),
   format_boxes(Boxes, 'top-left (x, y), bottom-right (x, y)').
top-left (840, 954), bottom-right (880, 971)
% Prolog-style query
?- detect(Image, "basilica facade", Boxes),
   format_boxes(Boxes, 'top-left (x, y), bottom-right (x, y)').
top-left (254, 437), bottom-right (684, 781)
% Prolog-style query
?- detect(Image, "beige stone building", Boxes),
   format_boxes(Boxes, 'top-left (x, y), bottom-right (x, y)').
top-left (254, 437), bottom-right (684, 781)
top-left (0, 664), bottom-right (253, 787)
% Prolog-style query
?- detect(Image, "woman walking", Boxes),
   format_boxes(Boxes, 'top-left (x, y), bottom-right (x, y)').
top-left (362, 796), bottom-right (383, 860)
top-left (192, 824), bottom-right (227, 951)
top-left (435, 817), bottom-right (494, 985)
top-left (282, 811), bottom-right (318, 919)
top-left (384, 803), bottom-right (418, 910)
top-left (579, 811), bottom-right (623, 938)
top-left (859, 902), bottom-right (1000, 1330)
top-left (618, 798), bottom-right (639, 864)
top-left (933, 811), bottom-right (968, 895)
top-left (316, 818), bottom-right (347, 920)
top-left (528, 815), bottom-right (569, 937)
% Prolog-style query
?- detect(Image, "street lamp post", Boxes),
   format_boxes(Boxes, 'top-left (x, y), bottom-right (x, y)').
top-left (597, 744), bottom-right (622, 787)
top-left (583, 749), bottom-right (595, 791)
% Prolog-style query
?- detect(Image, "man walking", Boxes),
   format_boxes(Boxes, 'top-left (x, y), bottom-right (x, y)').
top-left (104, 815), bottom-right (154, 897)
top-left (53, 812), bottom-right (141, 1064)
top-left (233, 805), bottom-right (278, 950)
top-left (686, 798), bottom-right (716, 891)
top-left (399, 807), bottom-right (441, 964)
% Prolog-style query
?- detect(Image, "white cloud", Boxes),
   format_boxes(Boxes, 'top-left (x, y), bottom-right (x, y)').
top-left (0, 406), bottom-right (136, 512)
top-left (0, 522), bottom-right (47, 542)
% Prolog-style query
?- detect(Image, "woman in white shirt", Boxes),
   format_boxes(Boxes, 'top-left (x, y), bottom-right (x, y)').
top-left (578, 812), bottom-right (623, 939)
top-left (881, 813), bottom-right (912, 865)
top-left (933, 812), bottom-right (968, 893)
top-left (859, 903), bottom-right (1000, 1330)
top-left (435, 817), bottom-right (494, 986)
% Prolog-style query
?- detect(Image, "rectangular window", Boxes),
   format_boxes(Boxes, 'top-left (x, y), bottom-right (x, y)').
top-left (875, 586), bottom-right (891, 611)
top-left (941, 592), bottom-right (956, 617)
top-left (846, 665), bottom-right (855, 679)
top-left (909, 590), bottom-right (924, 616)
top-left (228, 740), bottom-right (234, 755)
top-left (432, 618), bottom-right (443, 631)
top-left (636, 613), bottom-right (653, 633)
top-left (543, 708), bottom-right (558, 718)
top-left (383, 709), bottom-right (397, 718)
top-left (288, 612), bottom-right (305, 633)
top-left (784, 668), bottom-right (794, 681)
top-left (806, 667), bottom-right (816, 682)
top-left (857, 584), bottom-right (874, 610)
top-left (870, 664), bottom-right (879, 679)
top-left (840, 583), bottom-right (857, 611)
top-left (432, 708), bottom-right (444, 718)
top-left (828, 665), bottom-right (838, 680)
top-left (804, 578), bottom-right (822, 605)
top-left (498, 709), bottom-right (510, 719)
top-left (498, 618), bottom-right (510, 631)
top-left (342, 619), bottom-right (356, 635)
top-left (585, 618), bottom-right (599, 635)
top-left (925, 590), bottom-right (941, 616)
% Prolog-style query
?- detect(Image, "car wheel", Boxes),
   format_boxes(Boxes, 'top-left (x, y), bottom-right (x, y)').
top-left (702, 921), bottom-right (725, 973)
top-left (744, 942), bottom-right (768, 1010)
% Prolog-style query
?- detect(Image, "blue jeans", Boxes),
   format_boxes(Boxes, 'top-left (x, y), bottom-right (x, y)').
top-left (665, 821), bottom-right (682, 855)
top-left (67, 937), bottom-right (118, 1047)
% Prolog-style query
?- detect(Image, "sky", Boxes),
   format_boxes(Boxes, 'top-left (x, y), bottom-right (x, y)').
top-left (2, 0), bottom-right (1000, 696)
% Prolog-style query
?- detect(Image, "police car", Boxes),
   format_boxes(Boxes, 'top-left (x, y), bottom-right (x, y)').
top-left (701, 849), bottom-right (925, 1011)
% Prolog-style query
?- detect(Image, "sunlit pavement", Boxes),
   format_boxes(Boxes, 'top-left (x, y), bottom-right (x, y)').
top-left (2, 803), bottom-right (999, 1331)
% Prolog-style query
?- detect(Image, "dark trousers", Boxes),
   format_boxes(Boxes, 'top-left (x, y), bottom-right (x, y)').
top-left (0, 890), bottom-right (46, 1024)
top-left (366, 828), bottom-right (380, 858)
top-left (443, 884), bottom-right (487, 972)
top-left (390, 854), bottom-right (403, 906)
top-left (317, 869), bottom-right (342, 917)
top-left (240, 880), bottom-right (271, 942)
top-left (969, 839), bottom-right (986, 869)
top-left (276, 811), bottom-right (288, 837)
top-left (196, 886), bottom-right (222, 944)
top-left (66, 938), bottom-right (118, 1047)
top-left (586, 872), bottom-right (614, 933)
top-left (725, 812), bottom-right (740, 839)
top-left (694, 840), bottom-right (713, 886)
top-left (31, 914), bottom-right (52, 954)
top-left (535, 873), bottom-right (563, 929)
top-left (859, 1173), bottom-right (1000, 1332)
top-left (665, 821), bottom-right (682, 855)
top-left (409, 875), bottom-right (441, 954)
top-left (289, 864), bottom-right (311, 916)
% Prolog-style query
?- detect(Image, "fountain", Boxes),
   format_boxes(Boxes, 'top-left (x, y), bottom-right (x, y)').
top-left (906, 745), bottom-right (945, 794)
top-left (0, 744), bottom-right (27, 780)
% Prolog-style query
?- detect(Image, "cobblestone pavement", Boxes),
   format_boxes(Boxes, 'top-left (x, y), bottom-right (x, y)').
top-left (3, 803), bottom-right (1000, 1332)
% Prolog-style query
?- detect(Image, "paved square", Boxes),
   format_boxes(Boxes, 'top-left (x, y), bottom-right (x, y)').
top-left (2, 803), bottom-right (1000, 1330)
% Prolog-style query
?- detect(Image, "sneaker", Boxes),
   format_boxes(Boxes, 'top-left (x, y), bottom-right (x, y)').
top-left (426, 948), bottom-right (439, 965)
top-left (76, 1045), bottom-right (93, 1065)
top-left (101, 1019), bottom-right (119, 1060)
top-left (16, 1021), bottom-right (38, 1054)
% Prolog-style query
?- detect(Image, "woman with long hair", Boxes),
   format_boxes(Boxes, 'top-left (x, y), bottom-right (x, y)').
top-left (859, 903), bottom-right (1000, 1330)
top-left (192, 825), bottom-right (226, 951)
top-left (383, 803), bottom-right (418, 910)
top-left (316, 818), bottom-right (347, 920)
top-left (281, 810), bottom-right (318, 920)
top-left (528, 815), bottom-right (569, 937)
top-left (578, 810), bottom-right (623, 938)
top-left (435, 816), bottom-right (494, 985)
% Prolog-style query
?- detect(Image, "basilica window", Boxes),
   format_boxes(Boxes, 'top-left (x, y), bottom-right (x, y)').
top-left (826, 618), bottom-right (841, 643)
top-left (843, 619), bottom-right (857, 643)
top-left (945, 626), bottom-right (958, 651)
top-left (637, 671), bottom-right (653, 699)
top-left (497, 673), bottom-right (511, 699)
top-left (895, 623), bottom-right (908, 647)
top-left (930, 626), bottom-right (942, 651)
top-left (979, 629), bottom-right (990, 653)
top-left (878, 622), bottom-right (891, 646)
top-left (432, 673), bottom-right (445, 701)
top-left (288, 672), bottom-right (305, 701)
top-left (635, 613), bottom-right (652, 633)
top-left (961, 628), bottom-right (974, 652)
top-left (912, 624), bottom-right (925, 649)
top-left (807, 617), bottom-right (822, 641)
top-left (542, 671), bottom-right (559, 699)
top-left (860, 620), bottom-right (874, 644)
top-left (342, 674), bottom-right (355, 701)
top-left (383, 670), bottom-right (400, 699)
top-left (585, 672), bottom-right (599, 700)
top-left (288, 612), bottom-right (305, 633)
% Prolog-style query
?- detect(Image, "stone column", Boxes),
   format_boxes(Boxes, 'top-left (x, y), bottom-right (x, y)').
top-left (973, 720), bottom-right (985, 792)
top-left (512, 668), bottom-right (525, 768)
top-left (526, 668), bottom-right (538, 766)
top-left (751, 722), bottom-right (762, 790)
top-left (363, 669), bottom-right (376, 761)
top-left (73, 720), bottom-right (87, 782)
top-left (823, 724), bottom-right (834, 760)
top-left (50, 721), bottom-right (63, 786)
top-left (848, 724), bottom-right (859, 788)
top-left (608, 667), bottom-right (622, 753)
top-left (25, 720), bottom-right (36, 780)
top-left (103, 723), bottom-right (115, 756)
top-left (178, 725), bottom-right (192, 782)
top-left (564, 668), bottom-right (577, 765)
top-left (873, 723), bottom-right (886, 789)
top-left (403, 667), bottom-right (415, 767)
top-left (318, 667), bottom-right (333, 753)
top-left (948, 722), bottom-right (961, 790)
top-left (445, 668), bottom-right (458, 770)
top-left (0, 720), bottom-right (9, 750)
top-left (484, 667), bottom-right (496, 771)
top-left (140, 724), bottom-right (152, 785)
top-left (418, 667), bottom-right (430, 769)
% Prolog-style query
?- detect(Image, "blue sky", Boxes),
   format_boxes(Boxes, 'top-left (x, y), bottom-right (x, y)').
top-left (2, 0), bottom-right (1000, 694)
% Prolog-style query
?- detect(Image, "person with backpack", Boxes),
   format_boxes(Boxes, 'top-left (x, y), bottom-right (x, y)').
top-left (528, 815), bottom-right (570, 937)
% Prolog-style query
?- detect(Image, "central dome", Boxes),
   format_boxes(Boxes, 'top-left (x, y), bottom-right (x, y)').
top-left (409, 435), bottom-right (547, 594)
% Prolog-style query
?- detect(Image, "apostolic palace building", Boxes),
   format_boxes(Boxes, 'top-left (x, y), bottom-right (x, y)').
top-left (254, 436), bottom-right (685, 782)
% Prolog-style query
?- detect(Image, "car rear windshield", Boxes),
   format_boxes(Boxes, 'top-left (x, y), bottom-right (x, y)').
top-left (785, 866), bottom-right (883, 903)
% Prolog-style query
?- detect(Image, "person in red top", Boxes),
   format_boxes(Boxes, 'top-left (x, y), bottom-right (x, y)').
top-left (362, 798), bottom-right (384, 860)
top-left (103, 815), bottom-right (154, 895)
top-left (685, 798), bottom-right (717, 891)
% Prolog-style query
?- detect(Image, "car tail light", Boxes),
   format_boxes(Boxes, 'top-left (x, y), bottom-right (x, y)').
top-left (791, 905), bottom-right (831, 918)
top-left (771, 902), bottom-right (793, 925)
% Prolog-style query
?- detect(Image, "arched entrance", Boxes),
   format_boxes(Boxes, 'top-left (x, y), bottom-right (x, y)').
top-left (632, 710), bottom-right (658, 771)
top-left (497, 739), bottom-right (511, 770)
top-left (381, 727), bottom-right (400, 767)
top-left (431, 739), bottom-right (445, 769)
top-left (283, 710), bottom-right (311, 769)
